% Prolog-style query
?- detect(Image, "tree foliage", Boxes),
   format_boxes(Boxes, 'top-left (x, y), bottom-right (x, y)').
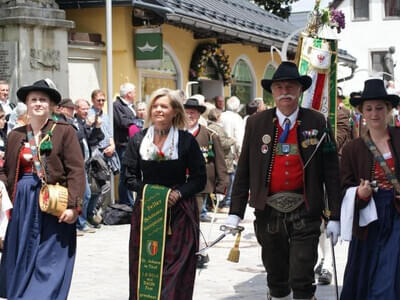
top-left (253, 0), bottom-right (299, 19)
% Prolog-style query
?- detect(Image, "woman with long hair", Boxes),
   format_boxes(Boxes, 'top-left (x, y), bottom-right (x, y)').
top-left (124, 88), bottom-right (206, 299)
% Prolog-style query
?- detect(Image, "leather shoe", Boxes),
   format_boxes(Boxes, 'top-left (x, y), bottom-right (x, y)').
top-left (200, 215), bottom-right (212, 222)
top-left (196, 254), bottom-right (209, 268)
top-left (318, 269), bottom-right (332, 285)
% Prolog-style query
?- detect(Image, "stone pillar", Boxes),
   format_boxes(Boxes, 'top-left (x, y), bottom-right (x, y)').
top-left (0, 0), bottom-right (74, 103)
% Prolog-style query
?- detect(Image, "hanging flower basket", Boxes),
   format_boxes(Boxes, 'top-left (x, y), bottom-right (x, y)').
top-left (189, 43), bottom-right (232, 86)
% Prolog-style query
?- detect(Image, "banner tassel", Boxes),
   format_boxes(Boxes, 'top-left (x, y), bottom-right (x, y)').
top-left (227, 231), bottom-right (241, 263)
top-left (167, 208), bottom-right (172, 235)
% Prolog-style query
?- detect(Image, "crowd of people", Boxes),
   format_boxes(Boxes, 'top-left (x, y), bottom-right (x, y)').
top-left (0, 59), bottom-right (399, 299)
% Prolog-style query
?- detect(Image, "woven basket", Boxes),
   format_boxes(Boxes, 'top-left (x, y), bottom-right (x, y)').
top-left (39, 183), bottom-right (68, 217)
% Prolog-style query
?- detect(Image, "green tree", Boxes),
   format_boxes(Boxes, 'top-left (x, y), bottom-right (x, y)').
top-left (253, 0), bottom-right (299, 19)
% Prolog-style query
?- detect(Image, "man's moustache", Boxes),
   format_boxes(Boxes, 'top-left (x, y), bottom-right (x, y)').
top-left (277, 94), bottom-right (297, 101)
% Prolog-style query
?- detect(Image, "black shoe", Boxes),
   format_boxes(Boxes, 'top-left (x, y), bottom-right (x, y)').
top-left (196, 254), bottom-right (209, 268)
top-left (200, 215), bottom-right (212, 223)
top-left (318, 269), bottom-right (332, 285)
top-left (314, 259), bottom-right (324, 276)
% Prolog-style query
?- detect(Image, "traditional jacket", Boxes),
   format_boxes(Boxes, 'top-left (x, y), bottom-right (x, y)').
top-left (1, 119), bottom-right (85, 209)
top-left (340, 127), bottom-right (400, 236)
top-left (231, 107), bottom-right (341, 220)
top-left (194, 125), bottom-right (229, 195)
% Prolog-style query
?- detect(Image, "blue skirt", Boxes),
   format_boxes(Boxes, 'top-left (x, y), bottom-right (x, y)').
top-left (0, 174), bottom-right (76, 300)
top-left (341, 189), bottom-right (400, 300)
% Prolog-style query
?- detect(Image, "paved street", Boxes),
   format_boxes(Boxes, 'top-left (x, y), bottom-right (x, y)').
top-left (69, 206), bottom-right (349, 300)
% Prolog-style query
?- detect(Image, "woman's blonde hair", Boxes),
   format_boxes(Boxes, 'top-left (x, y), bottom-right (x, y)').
top-left (145, 88), bottom-right (188, 129)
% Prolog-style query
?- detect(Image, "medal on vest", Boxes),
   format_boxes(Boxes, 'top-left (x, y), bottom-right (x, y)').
top-left (261, 144), bottom-right (269, 154)
top-left (282, 143), bottom-right (290, 154)
top-left (262, 134), bottom-right (271, 144)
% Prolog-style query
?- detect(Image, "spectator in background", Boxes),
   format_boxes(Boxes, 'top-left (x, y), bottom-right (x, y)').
top-left (185, 97), bottom-right (228, 268)
top-left (58, 98), bottom-right (75, 124)
top-left (89, 89), bottom-right (119, 220)
top-left (0, 107), bottom-right (6, 167)
top-left (243, 100), bottom-right (259, 124)
top-left (113, 83), bottom-right (137, 206)
top-left (74, 99), bottom-right (104, 235)
top-left (253, 97), bottom-right (266, 112)
top-left (7, 102), bottom-right (27, 133)
top-left (220, 96), bottom-right (244, 210)
top-left (135, 101), bottom-right (147, 129)
top-left (0, 81), bottom-right (14, 117)
top-left (207, 108), bottom-right (235, 212)
top-left (214, 95), bottom-right (225, 112)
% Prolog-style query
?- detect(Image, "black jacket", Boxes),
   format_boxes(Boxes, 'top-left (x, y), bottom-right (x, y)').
top-left (113, 96), bottom-right (136, 148)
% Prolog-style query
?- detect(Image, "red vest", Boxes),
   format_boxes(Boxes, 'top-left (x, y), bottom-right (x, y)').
top-left (269, 122), bottom-right (304, 194)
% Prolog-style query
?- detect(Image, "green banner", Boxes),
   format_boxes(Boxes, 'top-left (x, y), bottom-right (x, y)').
top-left (135, 27), bottom-right (163, 68)
top-left (137, 184), bottom-right (170, 300)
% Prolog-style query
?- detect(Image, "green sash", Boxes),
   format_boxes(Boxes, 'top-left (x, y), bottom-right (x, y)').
top-left (137, 184), bottom-right (171, 300)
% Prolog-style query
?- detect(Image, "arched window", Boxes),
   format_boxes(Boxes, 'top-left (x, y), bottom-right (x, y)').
top-left (230, 58), bottom-right (254, 104)
top-left (140, 47), bottom-right (181, 102)
top-left (262, 64), bottom-right (277, 108)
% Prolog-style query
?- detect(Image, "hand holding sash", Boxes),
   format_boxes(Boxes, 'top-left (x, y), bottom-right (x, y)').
top-left (168, 189), bottom-right (181, 207)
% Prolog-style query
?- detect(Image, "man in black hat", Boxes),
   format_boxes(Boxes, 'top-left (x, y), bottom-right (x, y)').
top-left (184, 97), bottom-right (228, 268)
top-left (225, 61), bottom-right (341, 300)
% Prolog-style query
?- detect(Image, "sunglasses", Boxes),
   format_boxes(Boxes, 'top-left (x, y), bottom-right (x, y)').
top-left (96, 99), bottom-right (106, 103)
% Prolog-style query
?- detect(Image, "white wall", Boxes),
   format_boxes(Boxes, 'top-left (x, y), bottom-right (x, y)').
top-left (336, 0), bottom-right (400, 95)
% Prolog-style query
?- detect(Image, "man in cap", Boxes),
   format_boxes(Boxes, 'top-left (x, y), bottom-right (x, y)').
top-left (184, 97), bottom-right (228, 267)
top-left (225, 61), bottom-right (341, 300)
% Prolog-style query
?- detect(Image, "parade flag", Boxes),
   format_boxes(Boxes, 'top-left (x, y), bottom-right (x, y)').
top-left (137, 184), bottom-right (170, 300)
top-left (297, 36), bottom-right (338, 134)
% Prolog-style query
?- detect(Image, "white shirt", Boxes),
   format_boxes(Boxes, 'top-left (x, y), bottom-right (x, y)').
top-left (220, 110), bottom-right (244, 152)
top-left (275, 106), bottom-right (299, 130)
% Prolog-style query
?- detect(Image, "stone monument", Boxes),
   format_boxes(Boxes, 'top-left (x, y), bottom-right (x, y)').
top-left (0, 0), bottom-right (74, 103)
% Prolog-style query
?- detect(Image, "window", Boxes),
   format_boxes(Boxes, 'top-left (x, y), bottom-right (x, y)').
top-left (262, 64), bottom-right (276, 108)
top-left (140, 48), bottom-right (179, 102)
top-left (370, 51), bottom-right (386, 74)
top-left (230, 59), bottom-right (254, 104)
top-left (385, 0), bottom-right (400, 17)
top-left (353, 0), bottom-right (369, 19)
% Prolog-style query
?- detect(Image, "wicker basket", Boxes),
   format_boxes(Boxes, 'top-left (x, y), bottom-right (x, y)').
top-left (39, 183), bottom-right (68, 217)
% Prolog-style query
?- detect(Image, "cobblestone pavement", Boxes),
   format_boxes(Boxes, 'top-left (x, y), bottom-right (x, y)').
top-left (69, 206), bottom-right (349, 300)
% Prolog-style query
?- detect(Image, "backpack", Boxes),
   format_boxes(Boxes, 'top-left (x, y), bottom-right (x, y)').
top-left (102, 204), bottom-right (133, 225)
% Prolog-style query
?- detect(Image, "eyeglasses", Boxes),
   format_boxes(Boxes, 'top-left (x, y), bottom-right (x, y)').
top-left (96, 99), bottom-right (106, 103)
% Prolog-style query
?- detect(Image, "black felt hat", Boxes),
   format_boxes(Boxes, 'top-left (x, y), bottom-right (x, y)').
top-left (350, 79), bottom-right (400, 108)
top-left (184, 97), bottom-right (206, 114)
top-left (17, 79), bottom-right (61, 104)
top-left (261, 61), bottom-right (312, 93)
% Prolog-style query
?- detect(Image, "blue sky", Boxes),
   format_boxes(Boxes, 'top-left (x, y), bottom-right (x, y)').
top-left (290, 0), bottom-right (331, 12)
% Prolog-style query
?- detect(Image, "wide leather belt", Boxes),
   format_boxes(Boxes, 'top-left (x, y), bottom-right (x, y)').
top-left (266, 192), bottom-right (304, 213)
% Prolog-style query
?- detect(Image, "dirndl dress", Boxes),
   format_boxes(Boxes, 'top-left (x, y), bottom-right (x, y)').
top-left (0, 172), bottom-right (76, 300)
top-left (340, 189), bottom-right (400, 299)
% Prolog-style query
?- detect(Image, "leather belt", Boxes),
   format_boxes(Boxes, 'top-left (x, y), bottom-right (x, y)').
top-left (266, 192), bottom-right (304, 213)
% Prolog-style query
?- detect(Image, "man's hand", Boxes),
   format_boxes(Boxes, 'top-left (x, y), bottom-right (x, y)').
top-left (224, 214), bottom-right (241, 233)
top-left (58, 208), bottom-right (78, 224)
top-left (326, 220), bottom-right (340, 246)
top-left (103, 145), bottom-right (115, 157)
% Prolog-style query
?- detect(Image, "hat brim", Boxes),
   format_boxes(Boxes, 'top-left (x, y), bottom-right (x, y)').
top-left (261, 76), bottom-right (312, 93)
top-left (350, 94), bottom-right (400, 108)
top-left (184, 104), bottom-right (206, 114)
top-left (17, 86), bottom-right (61, 105)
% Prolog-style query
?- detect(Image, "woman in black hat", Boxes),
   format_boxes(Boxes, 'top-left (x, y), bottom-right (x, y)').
top-left (0, 79), bottom-right (85, 299)
top-left (340, 78), bottom-right (400, 299)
